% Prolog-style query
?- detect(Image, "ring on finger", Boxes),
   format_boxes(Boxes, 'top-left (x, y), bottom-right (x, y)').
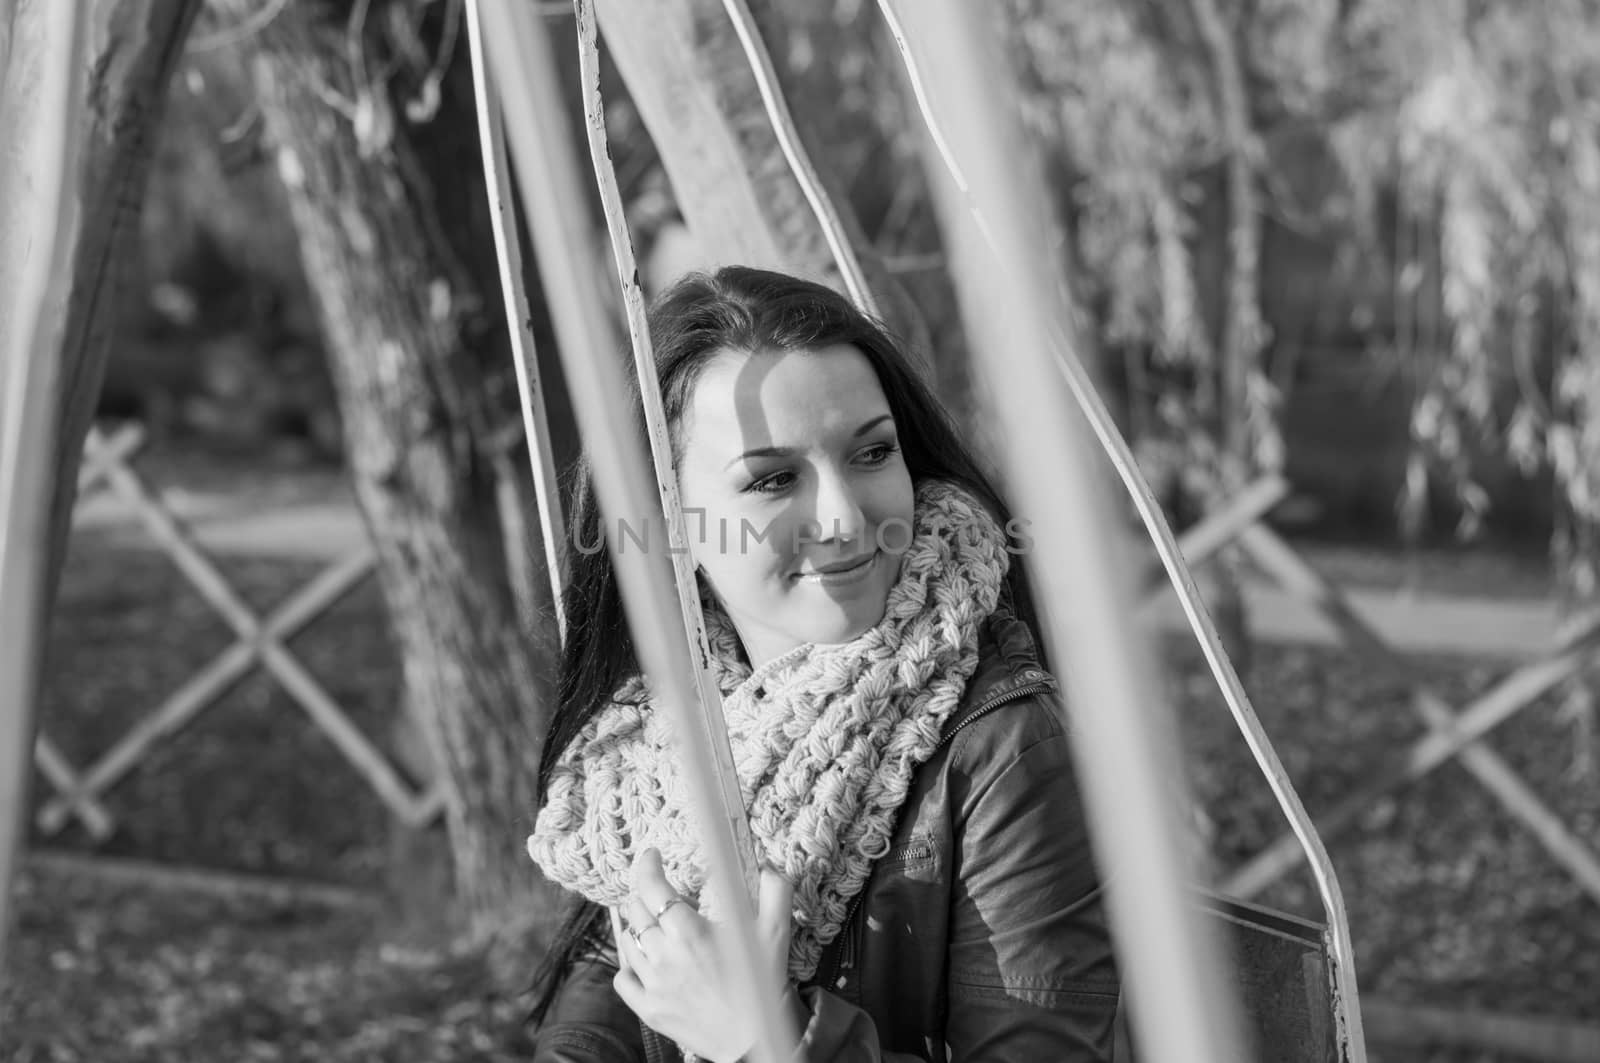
top-left (627, 920), bottom-right (656, 951)
top-left (653, 895), bottom-right (689, 922)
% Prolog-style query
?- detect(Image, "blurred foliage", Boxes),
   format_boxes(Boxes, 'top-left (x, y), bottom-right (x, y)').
top-left (1304, 1), bottom-right (1600, 596)
top-left (1051, 0), bottom-right (1600, 584)
top-left (129, 0), bottom-right (1600, 576)
top-left (117, 35), bottom-right (339, 459)
top-left (667, 0), bottom-right (1600, 575)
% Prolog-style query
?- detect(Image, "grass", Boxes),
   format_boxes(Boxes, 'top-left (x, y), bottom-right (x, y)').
top-left (8, 528), bottom-right (538, 1062)
top-left (5, 874), bottom-right (533, 1062)
top-left (1173, 640), bottom-right (1600, 1037)
top-left (35, 540), bottom-right (398, 883)
top-left (5, 463), bottom-right (1598, 1061)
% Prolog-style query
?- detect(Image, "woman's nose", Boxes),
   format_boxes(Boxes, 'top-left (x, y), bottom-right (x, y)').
top-left (810, 469), bottom-right (867, 544)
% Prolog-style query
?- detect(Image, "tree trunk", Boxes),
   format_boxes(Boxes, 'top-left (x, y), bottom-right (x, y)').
top-left (592, 0), bottom-right (931, 360)
top-left (216, 0), bottom-right (566, 953)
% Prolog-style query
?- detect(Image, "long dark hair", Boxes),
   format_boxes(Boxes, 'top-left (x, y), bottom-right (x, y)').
top-left (528, 265), bottom-right (1037, 1020)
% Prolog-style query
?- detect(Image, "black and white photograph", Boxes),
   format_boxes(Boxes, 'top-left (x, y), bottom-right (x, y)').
top-left (2, 2), bottom-right (1598, 1060)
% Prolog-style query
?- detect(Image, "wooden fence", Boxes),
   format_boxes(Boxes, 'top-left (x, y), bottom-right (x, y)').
top-left (32, 423), bottom-right (442, 845)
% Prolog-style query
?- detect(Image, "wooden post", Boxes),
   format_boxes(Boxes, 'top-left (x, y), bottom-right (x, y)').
top-left (589, 0), bottom-right (930, 357)
top-left (589, 0), bottom-right (850, 282)
top-left (0, 0), bottom-right (89, 964)
top-left (888, 2), bottom-right (1253, 1060)
top-left (879, 2), bottom-right (1368, 1056)
top-left (463, 0), bottom-right (569, 642)
top-left (28, 0), bottom-right (201, 608)
top-left (712, 0), bottom-right (878, 315)
top-left (473, 3), bottom-right (794, 1058)
top-left (572, 0), bottom-right (768, 903)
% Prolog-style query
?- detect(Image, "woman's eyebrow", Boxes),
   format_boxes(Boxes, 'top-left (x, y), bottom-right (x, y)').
top-left (852, 413), bottom-right (894, 438)
top-left (725, 414), bottom-right (894, 470)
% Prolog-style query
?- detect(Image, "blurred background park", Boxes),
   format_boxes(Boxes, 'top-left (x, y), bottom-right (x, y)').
top-left (5, 0), bottom-right (1600, 1060)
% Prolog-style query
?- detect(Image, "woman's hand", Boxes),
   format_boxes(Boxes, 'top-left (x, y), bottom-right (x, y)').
top-left (610, 848), bottom-right (796, 1062)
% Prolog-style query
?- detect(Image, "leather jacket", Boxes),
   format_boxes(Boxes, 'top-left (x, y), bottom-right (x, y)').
top-left (531, 604), bottom-right (1121, 1061)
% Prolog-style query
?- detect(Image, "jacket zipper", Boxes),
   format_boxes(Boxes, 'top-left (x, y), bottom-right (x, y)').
top-left (826, 679), bottom-right (1054, 991)
top-left (641, 1025), bottom-right (669, 1063)
top-left (932, 680), bottom-right (1052, 755)
top-left (833, 891), bottom-right (865, 987)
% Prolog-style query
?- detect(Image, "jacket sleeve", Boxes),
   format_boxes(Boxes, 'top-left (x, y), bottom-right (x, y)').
top-left (941, 696), bottom-right (1120, 1061)
top-left (792, 696), bottom-right (1118, 1063)
top-left (530, 943), bottom-right (646, 1063)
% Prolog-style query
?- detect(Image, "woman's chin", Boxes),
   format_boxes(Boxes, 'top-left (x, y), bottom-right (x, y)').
top-left (808, 624), bottom-right (869, 647)
top-left (800, 600), bottom-right (889, 647)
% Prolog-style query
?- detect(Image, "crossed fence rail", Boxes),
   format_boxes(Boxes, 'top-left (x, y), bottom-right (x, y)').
top-left (33, 423), bottom-right (442, 845)
top-left (32, 423), bottom-right (1600, 919)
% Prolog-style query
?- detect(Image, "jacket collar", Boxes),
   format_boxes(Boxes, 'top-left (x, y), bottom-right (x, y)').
top-left (941, 600), bottom-right (1058, 741)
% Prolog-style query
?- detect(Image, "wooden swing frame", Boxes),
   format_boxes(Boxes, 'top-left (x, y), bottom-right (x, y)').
top-left (0, 0), bottom-right (90, 969)
top-left (467, 1), bottom-right (1367, 1060)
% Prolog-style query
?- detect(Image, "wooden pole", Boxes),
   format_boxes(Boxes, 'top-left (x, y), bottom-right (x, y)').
top-left (571, 0), bottom-right (770, 900)
top-left (587, 0), bottom-right (941, 409)
top-left (471, 3), bottom-right (793, 1058)
top-left (879, 1), bottom-right (1368, 1056)
top-left (1136, 473), bottom-right (1288, 593)
top-left (714, 0), bottom-right (878, 316)
top-left (462, 0), bottom-right (569, 643)
top-left (0, 0), bottom-right (89, 965)
top-left (585, 0), bottom-right (911, 331)
top-left (889, 3), bottom-right (1252, 1061)
top-left (872, 0), bottom-right (1355, 955)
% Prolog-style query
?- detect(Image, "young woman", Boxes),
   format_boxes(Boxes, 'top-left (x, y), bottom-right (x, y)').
top-left (526, 266), bottom-right (1119, 1061)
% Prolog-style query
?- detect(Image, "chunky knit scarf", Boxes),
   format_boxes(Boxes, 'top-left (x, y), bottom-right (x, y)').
top-left (527, 479), bottom-right (1010, 981)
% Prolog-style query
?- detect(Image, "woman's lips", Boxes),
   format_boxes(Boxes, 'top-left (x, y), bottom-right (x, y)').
top-left (794, 551), bottom-right (879, 586)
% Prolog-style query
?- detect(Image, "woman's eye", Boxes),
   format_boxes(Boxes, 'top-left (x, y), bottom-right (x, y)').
top-left (858, 442), bottom-right (900, 466)
top-left (746, 470), bottom-right (796, 495)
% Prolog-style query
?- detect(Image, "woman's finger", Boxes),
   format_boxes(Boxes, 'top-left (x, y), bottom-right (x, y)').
top-left (630, 848), bottom-right (679, 909)
top-left (625, 890), bottom-right (657, 935)
top-left (614, 910), bottom-right (662, 979)
top-left (612, 961), bottom-right (650, 1018)
top-left (611, 905), bottom-right (661, 980)
top-left (608, 907), bottom-right (633, 973)
top-left (757, 867), bottom-right (794, 931)
top-left (756, 868), bottom-right (795, 978)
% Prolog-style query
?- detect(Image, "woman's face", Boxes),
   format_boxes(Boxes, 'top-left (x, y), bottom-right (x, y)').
top-left (676, 343), bottom-right (916, 666)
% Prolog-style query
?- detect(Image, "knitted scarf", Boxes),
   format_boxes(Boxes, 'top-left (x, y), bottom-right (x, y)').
top-left (527, 479), bottom-right (1010, 981)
